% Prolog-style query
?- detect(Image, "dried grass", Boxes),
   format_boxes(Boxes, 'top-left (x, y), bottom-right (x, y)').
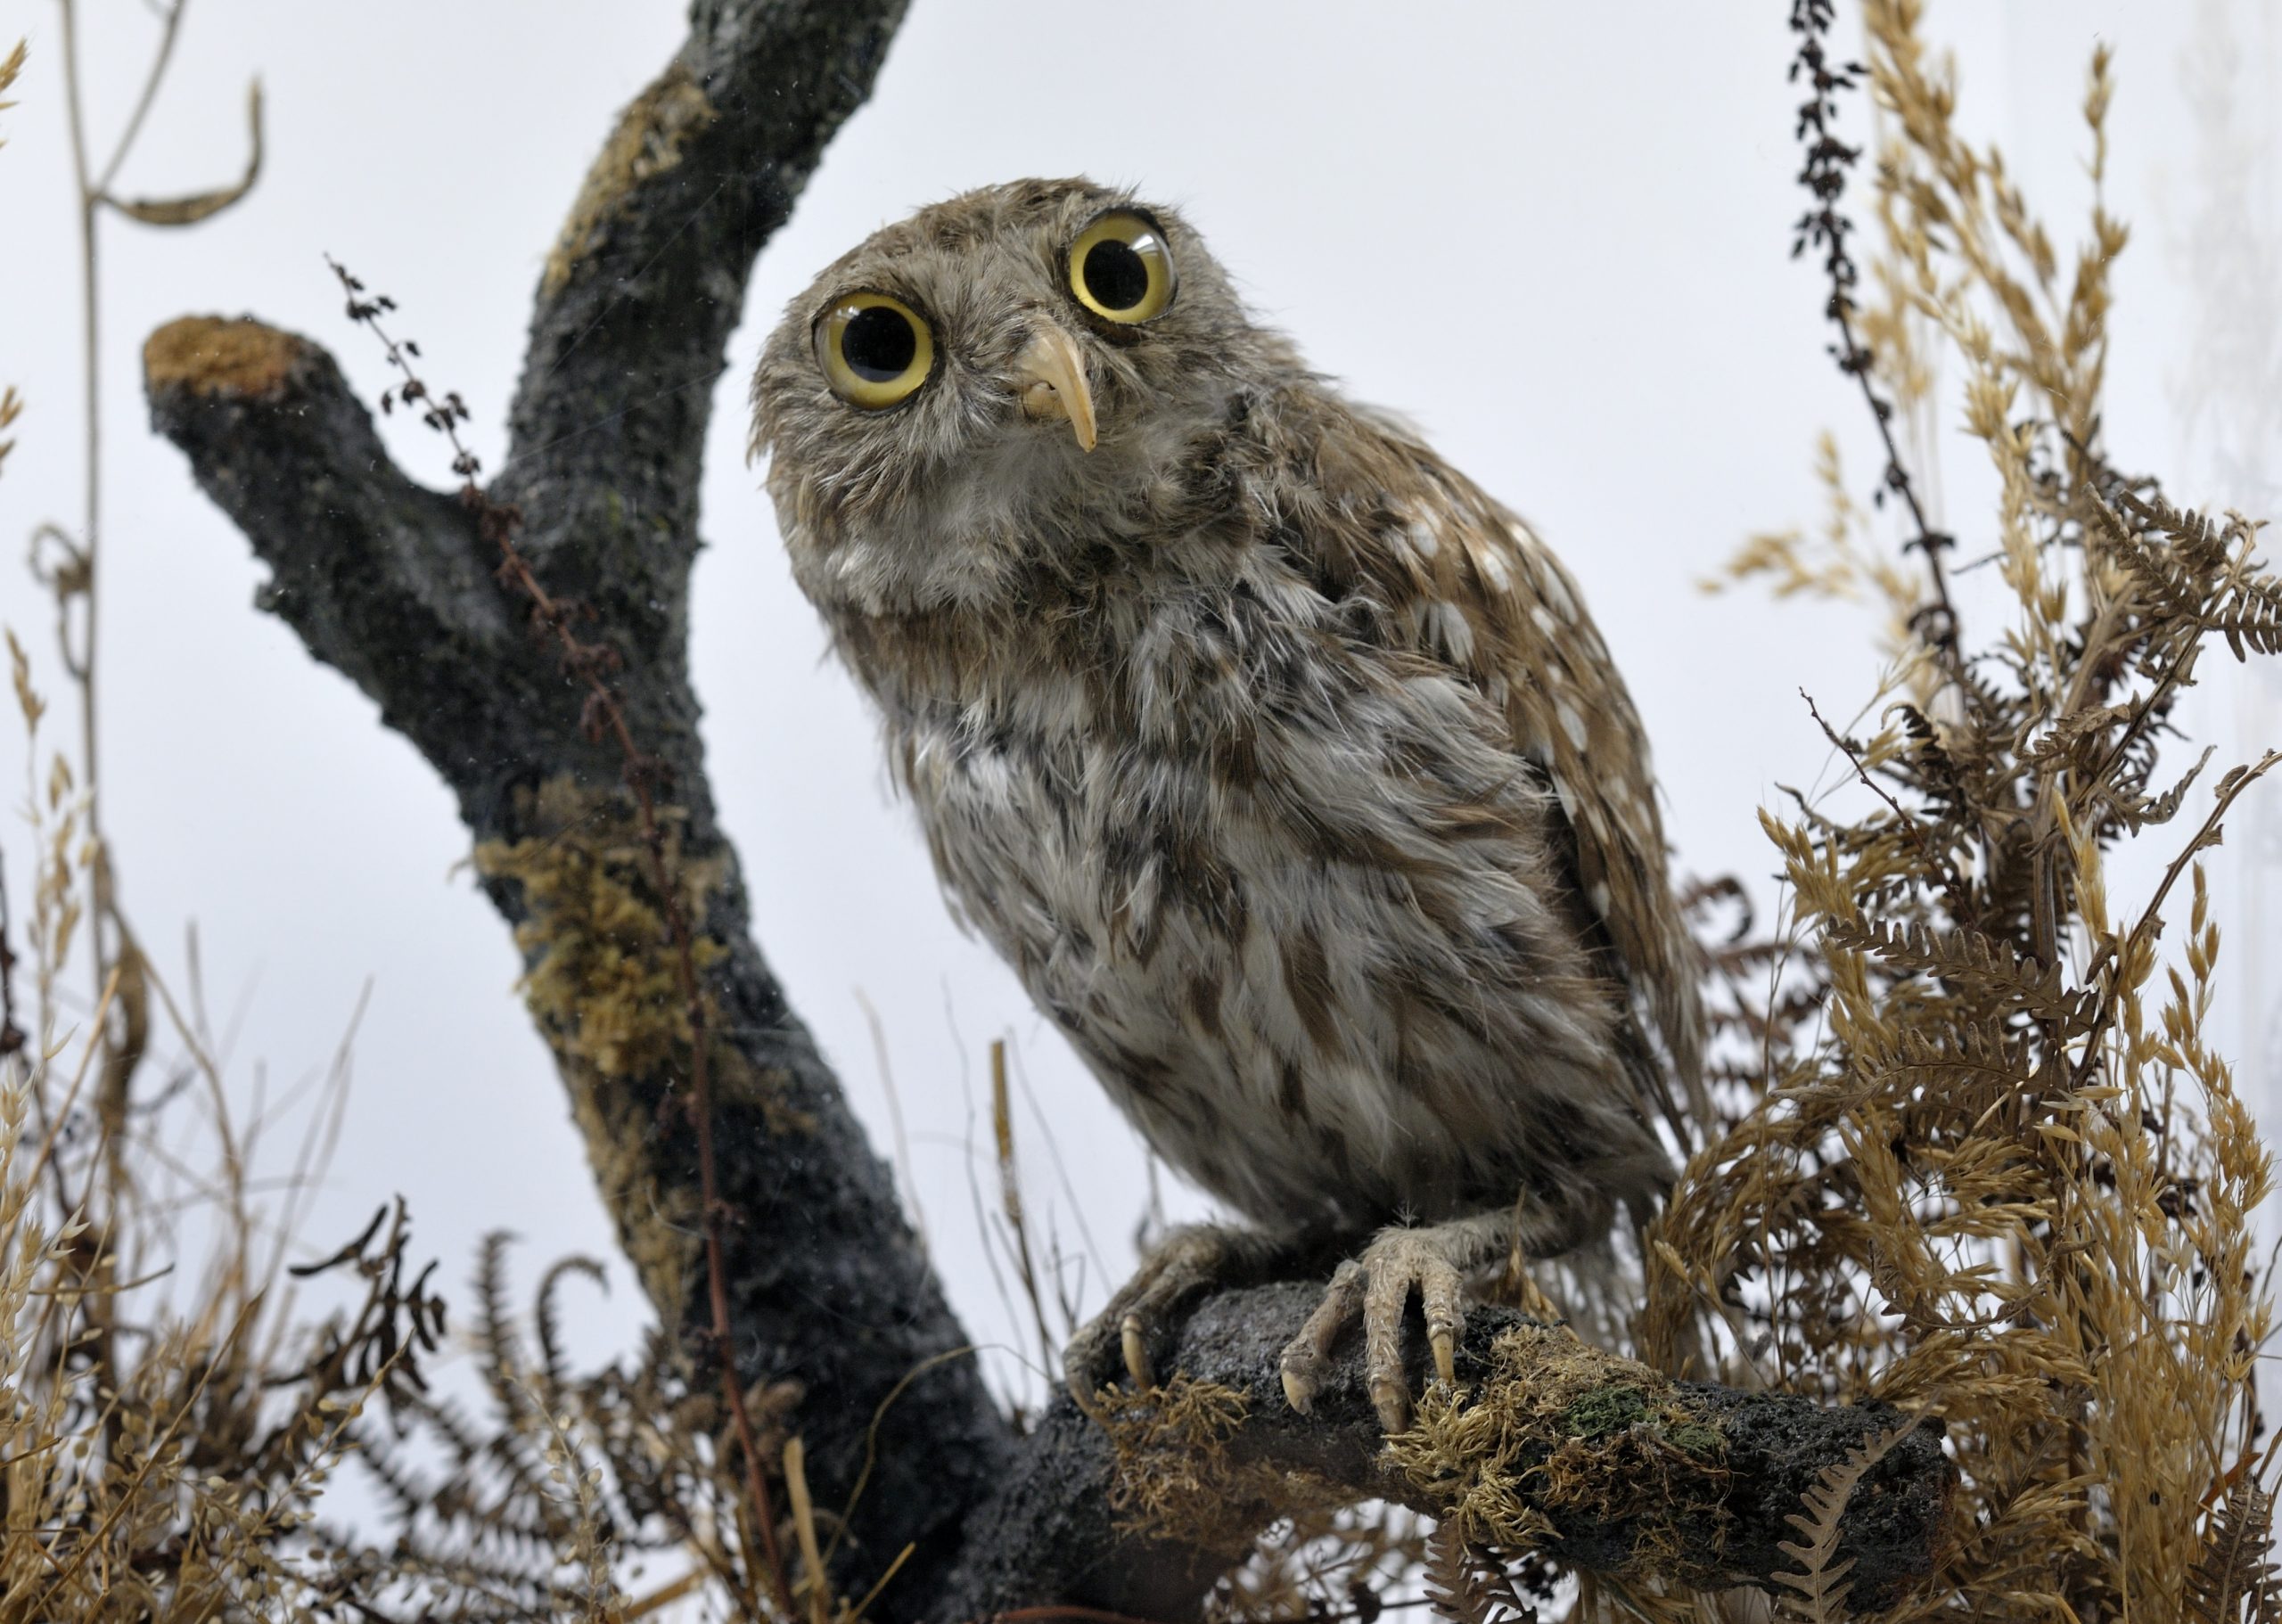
top-left (1629, 3), bottom-right (2281, 1617)
top-left (5, 4), bottom-right (2281, 1621)
top-left (1231, 4), bottom-right (2282, 1620)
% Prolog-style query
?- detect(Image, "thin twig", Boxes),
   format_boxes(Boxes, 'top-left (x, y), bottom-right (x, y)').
top-left (990, 1038), bottom-right (1057, 1378)
top-left (2068, 750), bottom-right (2281, 1092)
top-left (92, 0), bottom-right (185, 196)
top-left (1802, 688), bottom-right (1961, 902)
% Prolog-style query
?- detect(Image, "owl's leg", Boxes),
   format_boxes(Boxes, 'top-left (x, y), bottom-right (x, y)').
top-left (1065, 1223), bottom-right (1294, 1415)
top-left (1279, 1209), bottom-right (1540, 1434)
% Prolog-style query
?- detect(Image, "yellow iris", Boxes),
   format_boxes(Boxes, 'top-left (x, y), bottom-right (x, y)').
top-left (1067, 210), bottom-right (1175, 324)
top-left (817, 292), bottom-right (934, 409)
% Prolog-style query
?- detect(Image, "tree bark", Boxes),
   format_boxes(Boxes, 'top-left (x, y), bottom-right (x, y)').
top-left (147, 1), bottom-right (1018, 1601)
top-left (933, 1285), bottom-right (1951, 1620)
top-left (140, 2), bottom-right (1956, 1616)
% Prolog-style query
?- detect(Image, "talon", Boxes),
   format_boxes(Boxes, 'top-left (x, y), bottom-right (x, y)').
top-left (1278, 1258), bottom-right (1366, 1415)
top-left (1120, 1311), bottom-right (1153, 1390)
top-left (1280, 1342), bottom-right (1324, 1414)
top-left (1063, 1329), bottom-right (1110, 1418)
top-left (1067, 1225), bottom-right (1264, 1426)
top-left (1370, 1374), bottom-right (1411, 1434)
top-left (1431, 1327), bottom-right (1457, 1388)
top-left (1281, 1363), bottom-right (1313, 1414)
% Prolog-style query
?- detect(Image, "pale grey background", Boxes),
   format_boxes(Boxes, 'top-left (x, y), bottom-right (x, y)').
top-left (1, 0), bottom-right (2276, 1417)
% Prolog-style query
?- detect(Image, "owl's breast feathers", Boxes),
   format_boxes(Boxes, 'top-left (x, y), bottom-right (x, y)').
top-left (800, 380), bottom-right (1701, 1237)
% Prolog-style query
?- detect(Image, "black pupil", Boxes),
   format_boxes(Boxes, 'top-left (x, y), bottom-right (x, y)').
top-left (841, 306), bottom-right (917, 382)
top-left (1083, 237), bottom-right (1152, 311)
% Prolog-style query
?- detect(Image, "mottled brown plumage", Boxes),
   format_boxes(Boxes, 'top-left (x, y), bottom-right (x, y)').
top-left (750, 178), bottom-right (1702, 1429)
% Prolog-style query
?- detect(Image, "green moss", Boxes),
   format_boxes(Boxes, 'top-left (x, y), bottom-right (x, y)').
top-left (1387, 1323), bottom-right (1732, 1576)
top-left (1564, 1383), bottom-right (1652, 1439)
top-left (1661, 1419), bottom-right (1727, 1461)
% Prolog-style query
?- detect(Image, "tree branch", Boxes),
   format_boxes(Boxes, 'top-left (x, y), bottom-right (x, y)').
top-left (937, 1286), bottom-right (1952, 1622)
top-left (144, 1), bottom-right (1017, 1603)
top-left (140, 4), bottom-right (1954, 1617)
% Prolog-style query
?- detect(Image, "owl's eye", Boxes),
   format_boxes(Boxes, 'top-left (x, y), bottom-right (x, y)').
top-left (817, 292), bottom-right (935, 409)
top-left (1068, 210), bottom-right (1175, 324)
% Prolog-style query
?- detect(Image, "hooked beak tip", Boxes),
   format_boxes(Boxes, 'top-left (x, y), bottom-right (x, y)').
top-left (1014, 328), bottom-right (1098, 452)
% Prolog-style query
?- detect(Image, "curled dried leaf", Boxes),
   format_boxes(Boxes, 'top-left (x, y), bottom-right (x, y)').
top-left (103, 78), bottom-right (262, 226)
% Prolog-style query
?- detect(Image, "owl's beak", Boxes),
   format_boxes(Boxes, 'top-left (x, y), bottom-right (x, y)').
top-left (1014, 328), bottom-right (1097, 452)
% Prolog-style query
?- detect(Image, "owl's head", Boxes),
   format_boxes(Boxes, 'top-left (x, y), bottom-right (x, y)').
top-left (751, 178), bottom-right (1288, 616)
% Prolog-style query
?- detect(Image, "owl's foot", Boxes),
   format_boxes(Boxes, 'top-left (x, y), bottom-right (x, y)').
top-left (1278, 1218), bottom-right (1506, 1433)
top-left (1065, 1224), bottom-right (1286, 1416)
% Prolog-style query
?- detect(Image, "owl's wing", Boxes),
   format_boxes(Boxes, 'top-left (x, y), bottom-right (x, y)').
top-left (1254, 395), bottom-right (1706, 1132)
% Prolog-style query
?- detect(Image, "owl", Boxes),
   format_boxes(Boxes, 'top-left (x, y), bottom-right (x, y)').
top-left (751, 179), bottom-right (1703, 1432)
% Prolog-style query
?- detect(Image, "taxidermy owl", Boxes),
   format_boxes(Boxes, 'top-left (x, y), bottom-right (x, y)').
top-left (751, 178), bottom-right (1703, 1432)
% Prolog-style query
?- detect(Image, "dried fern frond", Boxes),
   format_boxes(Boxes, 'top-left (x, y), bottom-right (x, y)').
top-left (2187, 1483), bottom-right (2282, 1624)
top-left (1771, 1419), bottom-right (1928, 1622)
top-left (1647, 4), bottom-right (2282, 1620)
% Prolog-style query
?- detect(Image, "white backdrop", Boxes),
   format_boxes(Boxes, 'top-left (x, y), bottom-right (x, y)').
top-left (1, 0), bottom-right (2276, 1413)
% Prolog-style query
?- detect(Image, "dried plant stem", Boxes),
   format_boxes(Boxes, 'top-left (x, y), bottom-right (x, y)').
top-left (991, 1038), bottom-right (1057, 1376)
top-left (42, 3), bottom-right (255, 1219)
top-left (1835, 296), bottom-right (1959, 646)
top-left (51, 0), bottom-right (114, 1093)
top-left (25, 1295), bottom-right (254, 1612)
top-left (50, 0), bottom-right (156, 1472)
top-left (1802, 690), bottom-right (1956, 894)
top-left (1788, 0), bottom-right (1961, 667)
top-left (21, 962), bottom-right (119, 1197)
top-left (2067, 749), bottom-right (2281, 1092)
top-left (90, 0), bottom-right (184, 199)
top-left (324, 259), bottom-right (797, 1619)
top-left (497, 476), bottom-right (799, 1624)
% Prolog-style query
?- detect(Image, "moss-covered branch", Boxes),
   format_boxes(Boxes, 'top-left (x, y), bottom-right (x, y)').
top-left (939, 1285), bottom-right (1955, 1619)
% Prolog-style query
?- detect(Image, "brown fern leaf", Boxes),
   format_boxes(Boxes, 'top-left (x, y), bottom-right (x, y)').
top-left (1772, 1418), bottom-right (1926, 1623)
top-left (2097, 490), bottom-right (2282, 664)
top-left (2188, 1484), bottom-right (2282, 1624)
top-left (2111, 491), bottom-right (2282, 659)
top-left (1851, 1021), bottom-right (2033, 1098)
top-left (2017, 701), bottom-right (2138, 771)
top-left (2097, 744), bottom-right (2215, 834)
top-left (475, 1228), bottom-right (529, 1415)
top-left (1892, 699), bottom-right (1991, 824)
top-left (1823, 916), bottom-right (2097, 1031)
top-left (535, 1252), bottom-right (609, 1405)
top-left (2214, 570), bottom-right (2282, 660)
top-left (1423, 1520), bottom-right (1499, 1624)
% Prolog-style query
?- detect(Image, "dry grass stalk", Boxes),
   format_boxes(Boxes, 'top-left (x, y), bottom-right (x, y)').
top-left (0, 54), bottom-right (850, 1618)
top-left (1631, 3), bottom-right (2282, 1618)
top-left (1, 638), bottom-right (453, 1619)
